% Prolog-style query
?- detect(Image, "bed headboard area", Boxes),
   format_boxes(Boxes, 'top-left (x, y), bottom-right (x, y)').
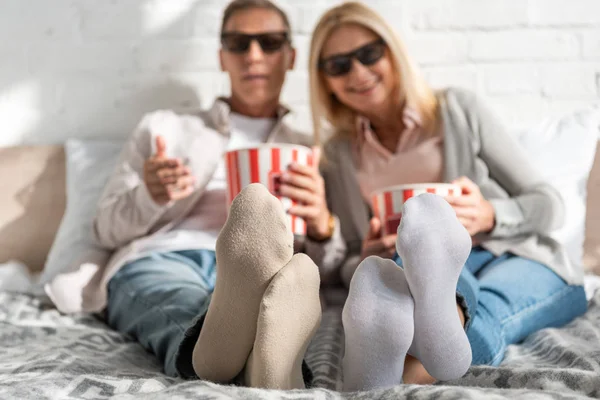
top-left (584, 142), bottom-right (600, 274)
top-left (0, 146), bottom-right (66, 272)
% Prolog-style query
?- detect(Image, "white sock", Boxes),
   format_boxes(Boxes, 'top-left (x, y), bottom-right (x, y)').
top-left (341, 256), bottom-right (414, 391)
top-left (396, 193), bottom-right (472, 381)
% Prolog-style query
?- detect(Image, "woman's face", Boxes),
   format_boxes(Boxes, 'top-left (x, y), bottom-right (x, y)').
top-left (319, 24), bottom-right (396, 116)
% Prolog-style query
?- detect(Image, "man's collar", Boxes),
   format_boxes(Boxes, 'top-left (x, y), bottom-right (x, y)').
top-left (208, 97), bottom-right (291, 133)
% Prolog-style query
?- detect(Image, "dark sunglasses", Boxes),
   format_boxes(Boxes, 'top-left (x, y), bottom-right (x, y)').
top-left (220, 31), bottom-right (290, 54)
top-left (319, 39), bottom-right (386, 77)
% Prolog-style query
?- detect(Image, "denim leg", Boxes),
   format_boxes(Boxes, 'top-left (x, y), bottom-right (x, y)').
top-left (456, 247), bottom-right (506, 330)
top-left (393, 247), bottom-right (491, 330)
top-left (464, 246), bottom-right (498, 275)
top-left (394, 248), bottom-right (586, 367)
top-left (106, 250), bottom-right (216, 378)
top-left (466, 255), bottom-right (588, 366)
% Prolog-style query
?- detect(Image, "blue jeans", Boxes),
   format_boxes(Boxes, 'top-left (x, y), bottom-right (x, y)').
top-left (106, 250), bottom-right (217, 378)
top-left (394, 247), bottom-right (587, 366)
top-left (106, 249), bottom-right (313, 383)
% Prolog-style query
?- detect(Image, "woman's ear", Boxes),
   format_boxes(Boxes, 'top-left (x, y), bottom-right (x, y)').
top-left (323, 76), bottom-right (335, 95)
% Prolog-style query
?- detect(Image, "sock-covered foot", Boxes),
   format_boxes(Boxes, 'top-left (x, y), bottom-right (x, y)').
top-left (341, 256), bottom-right (415, 392)
top-left (192, 183), bottom-right (294, 382)
top-left (244, 253), bottom-right (322, 390)
top-left (396, 193), bottom-right (472, 381)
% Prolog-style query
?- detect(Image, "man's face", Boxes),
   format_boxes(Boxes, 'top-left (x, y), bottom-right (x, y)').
top-left (220, 8), bottom-right (295, 107)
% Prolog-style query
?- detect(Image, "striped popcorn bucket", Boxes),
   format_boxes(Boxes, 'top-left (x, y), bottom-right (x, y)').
top-left (224, 144), bottom-right (314, 236)
top-left (371, 183), bottom-right (462, 236)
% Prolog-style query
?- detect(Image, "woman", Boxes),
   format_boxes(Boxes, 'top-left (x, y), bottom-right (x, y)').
top-left (306, 1), bottom-right (588, 391)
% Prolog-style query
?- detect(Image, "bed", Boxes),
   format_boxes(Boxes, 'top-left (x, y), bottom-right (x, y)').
top-left (1, 125), bottom-right (600, 399)
top-left (1, 289), bottom-right (600, 399)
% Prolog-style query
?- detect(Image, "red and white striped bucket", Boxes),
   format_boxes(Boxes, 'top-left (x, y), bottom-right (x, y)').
top-left (371, 183), bottom-right (462, 235)
top-left (224, 144), bottom-right (313, 236)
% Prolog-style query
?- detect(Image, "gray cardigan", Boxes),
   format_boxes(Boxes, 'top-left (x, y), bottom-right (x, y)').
top-left (316, 87), bottom-right (583, 287)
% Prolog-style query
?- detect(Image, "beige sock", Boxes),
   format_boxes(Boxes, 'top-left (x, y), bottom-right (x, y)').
top-left (244, 253), bottom-right (322, 390)
top-left (192, 183), bottom-right (294, 383)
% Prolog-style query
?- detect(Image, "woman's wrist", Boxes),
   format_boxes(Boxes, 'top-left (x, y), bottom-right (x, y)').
top-left (482, 199), bottom-right (496, 233)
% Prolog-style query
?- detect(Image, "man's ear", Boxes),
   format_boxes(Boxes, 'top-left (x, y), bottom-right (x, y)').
top-left (219, 48), bottom-right (226, 72)
top-left (287, 47), bottom-right (296, 71)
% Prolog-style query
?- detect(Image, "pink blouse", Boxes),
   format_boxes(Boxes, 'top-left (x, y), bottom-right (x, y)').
top-left (354, 108), bottom-right (444, 202)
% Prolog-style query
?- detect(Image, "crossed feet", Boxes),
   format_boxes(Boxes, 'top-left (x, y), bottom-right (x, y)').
top-left (342, 193), bottom-right (473, 391)
top-left (192, 183), bottom-right (321, 390)
top-left (192, 184), bottom-right (472, 392)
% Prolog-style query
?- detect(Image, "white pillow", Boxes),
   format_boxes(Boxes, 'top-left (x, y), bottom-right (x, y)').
top-left (38, 139), bottom-right (123, 294)
top-left (517, 106), bottom-right (600, 270)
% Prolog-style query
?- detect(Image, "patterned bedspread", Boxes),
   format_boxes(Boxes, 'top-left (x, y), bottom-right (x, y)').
top-left (0, 291), bottom-right (599, 399)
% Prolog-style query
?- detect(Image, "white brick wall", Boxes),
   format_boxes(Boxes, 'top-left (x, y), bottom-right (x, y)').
top-left (0, 0), bottom-right (599, 146)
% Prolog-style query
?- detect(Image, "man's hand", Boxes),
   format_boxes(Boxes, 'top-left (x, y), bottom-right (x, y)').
top-left (281, 147), bottom-right (333, 240)
top-left (143, 135), bottom-right (195, 205)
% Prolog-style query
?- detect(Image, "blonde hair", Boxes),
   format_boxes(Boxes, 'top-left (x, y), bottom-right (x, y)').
top-left (308, 1), bottom-right (439, 144)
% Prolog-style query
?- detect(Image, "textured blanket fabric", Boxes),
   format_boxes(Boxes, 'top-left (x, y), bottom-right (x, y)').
top-left (0, 291), bottom-right (599, 399)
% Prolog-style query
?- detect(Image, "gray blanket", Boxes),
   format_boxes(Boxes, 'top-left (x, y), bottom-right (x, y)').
top-left (0, 291), bottom-right (599, 399)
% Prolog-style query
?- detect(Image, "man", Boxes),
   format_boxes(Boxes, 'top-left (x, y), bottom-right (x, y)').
top-left (80, 0), bottom-right (342, 390)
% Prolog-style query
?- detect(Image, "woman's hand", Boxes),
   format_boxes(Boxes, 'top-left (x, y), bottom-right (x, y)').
top-left (360, 217), bottom-right (397, 260)
top-left (279, 147), bottom-right (332, 240)
top-left (446, 176), bottom-right (495, 236)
